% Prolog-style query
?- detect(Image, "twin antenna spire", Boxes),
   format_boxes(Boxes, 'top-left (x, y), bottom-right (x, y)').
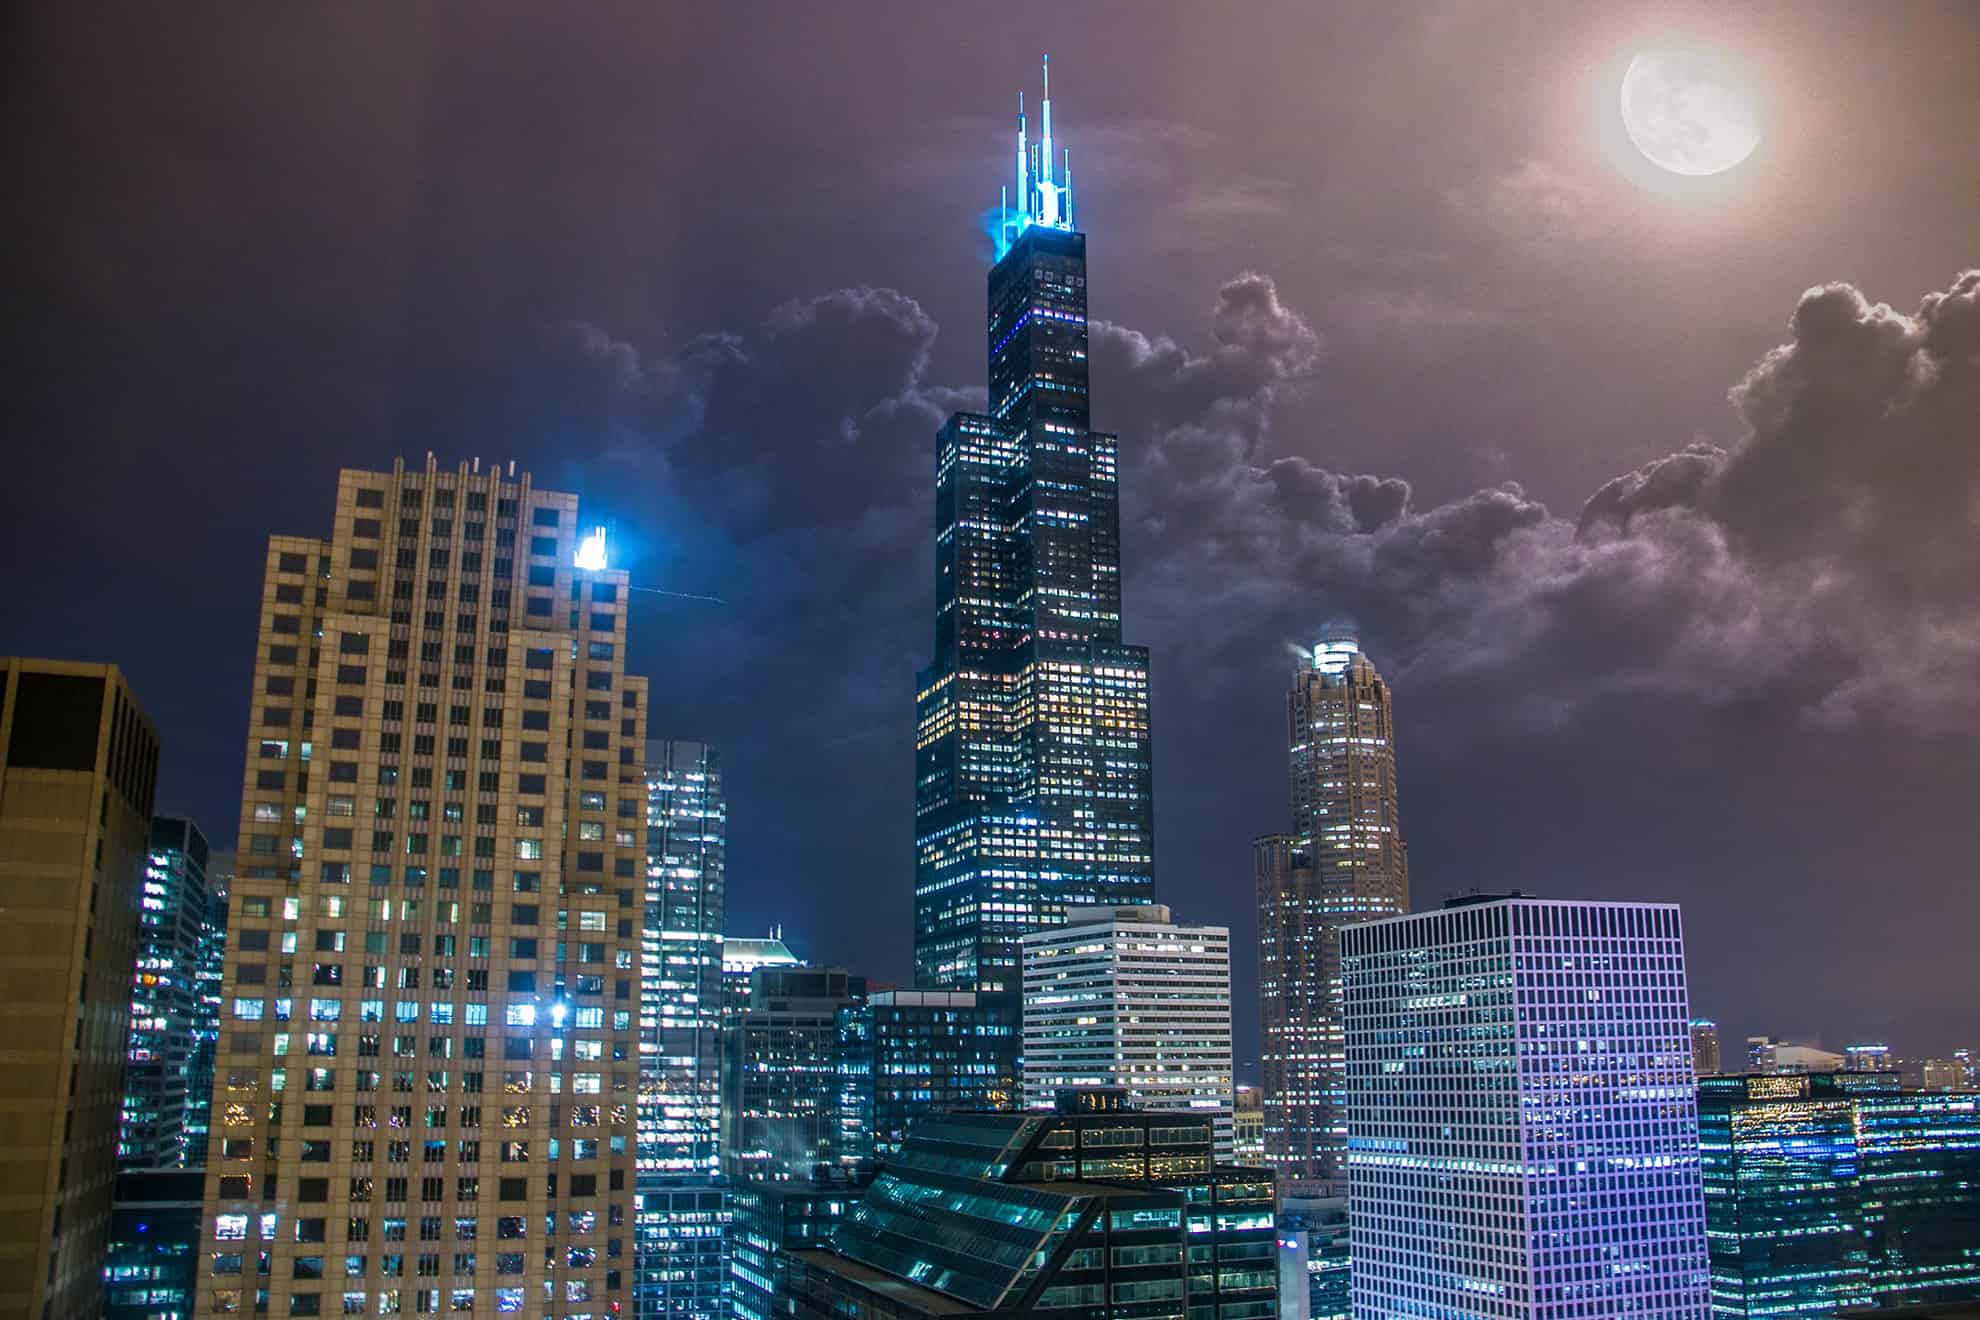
top-left (1001, 54), bottom-right (1076, 254)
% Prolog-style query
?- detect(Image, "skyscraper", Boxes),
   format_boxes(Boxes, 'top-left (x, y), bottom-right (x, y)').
top-left (194, 457), bottom-right (650, 1318)
top-left (1021, 903), bottom-right (1236, 1157)
top-left (1690, 1017), bottom-right (1722, 1077)
top-left (1342, 895), bottom-right (1709, 1318)
top-left (1698, 1072), bottom-right (1980, 1314)
top-left (914, 59), bottom-right (1154, 1006)
top-left (0, 658), bottom-right (160, 1319)
top-left (639, 739), bottom-right (725, 1177)
top-left (122, 815), bottom-right (213, 1170)
top-left (635, 739), bottom-right (728, 1320)
top-left (183, 849), bottom-right (232, 1169)
top-left (836, 989), bottom-right (1013, 1162)
top-left (1256, 637), bottom-right (1408, 1190)
top-left (722, 966), bottom-right (868, 1182)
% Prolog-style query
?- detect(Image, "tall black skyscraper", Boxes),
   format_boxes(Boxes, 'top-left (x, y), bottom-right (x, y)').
top-left (914, 58), bottom-right (1154, 997)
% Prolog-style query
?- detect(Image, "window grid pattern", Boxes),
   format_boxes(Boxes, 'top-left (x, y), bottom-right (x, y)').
top-left (1343, 898), bottom-right (1709, 1320)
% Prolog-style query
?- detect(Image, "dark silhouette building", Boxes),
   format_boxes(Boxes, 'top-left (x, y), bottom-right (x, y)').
top-left (0, 658), bottom-right (160, 1318)
top-left (914, 59), bottom-right (1154, 1008)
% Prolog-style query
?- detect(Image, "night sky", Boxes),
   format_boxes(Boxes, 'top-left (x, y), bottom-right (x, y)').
top-left (7, 2), bottom-right (1978, 1072)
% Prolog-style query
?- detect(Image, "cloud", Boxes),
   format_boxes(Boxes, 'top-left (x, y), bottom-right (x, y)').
top-left (542, 266), bottom-right (1980, 745)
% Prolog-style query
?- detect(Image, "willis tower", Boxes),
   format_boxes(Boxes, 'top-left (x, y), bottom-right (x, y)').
top-left (915, 58), bottom-right (1155, 1011)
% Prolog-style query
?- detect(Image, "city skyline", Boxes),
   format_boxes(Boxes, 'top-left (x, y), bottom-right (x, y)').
top-left (8, 3), bottom-right (1980, 1076)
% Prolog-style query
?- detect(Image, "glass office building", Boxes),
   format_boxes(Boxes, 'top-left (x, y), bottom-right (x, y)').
top-left (782, 1099), bottom-right (1278, 1320)
top-left (1343, 896), bottom-right (1710, 1319)
top-left (913, 60), bottom-right (1154, 1012)
top-left (1698, 1072), bottom-right (1980, 1316)
top-left (183, 850), bottom-right (232, 1169)
top-left (836, 989), bottom-right (1013, 1163)
top-left (123, 816), bottom-right (214, 1170)
top-left (104, 1169), bottom-right (206, 1320)
top-left (722, 967), bottom-right (868, 1181)
top-left (728, 1169), bottom-right (876, 1320)
top-left (634, 740), bottom-right (728, 1319)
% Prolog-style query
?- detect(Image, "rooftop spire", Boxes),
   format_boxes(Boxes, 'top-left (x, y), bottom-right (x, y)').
top-left (999, 56), bottom-right (1076, 256)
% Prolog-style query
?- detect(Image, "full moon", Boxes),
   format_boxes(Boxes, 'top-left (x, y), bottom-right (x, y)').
top-left (1620, 49), bottom-right (1761, 177)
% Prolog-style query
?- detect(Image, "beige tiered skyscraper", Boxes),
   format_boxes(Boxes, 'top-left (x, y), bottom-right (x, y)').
top-left (1255, 638), bottom-right (1407, 1192)
top-left (195, 457), bottom-right (648, 1317)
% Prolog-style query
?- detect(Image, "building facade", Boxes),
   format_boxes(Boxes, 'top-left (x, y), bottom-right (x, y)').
top-left (123, 815), bottom-right (214, 1170)
top-left (193, 457), bottom-right (650, 1317)
top-left (104, 1169), bottom-right (205, 1320)
top-left (728, 1169), bottom-right (876, 1320)
top-left (1022, 904), bottom-right (1235, 1157)
top-left (1232, 1085), bottom-right (1264, 1165)
top-left (1690, 1018), bottom-right (1722, 1078)
top-left (722, 967), bottom-right (868, 1182)
top-left (1256, 638), bottom-right (1409, 1190)
top-left (837, 989), bottom-right (1013, 1163)
top-left (639, 739), bottom-right (726, 1179)
top-left (1342, 896), bottom-right (1709, 1319)
top-left (1698, 1072), bottom-right (1980, 1316)
top-left (783, 1101), bottom-right (1278, 1320)
top-left (183, 850), bottom-right (233, 1169)
top-left (635, 740), bottom-right (729, 1318)
top-left (0, 657), bottom-right (160, 1319)
top-left (913, 61), bottom-right (1155, 1010)
top-left (721, 934), bottom-right (801, 1022)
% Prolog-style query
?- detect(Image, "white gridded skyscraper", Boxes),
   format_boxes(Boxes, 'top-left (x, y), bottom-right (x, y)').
top-left (1342, 895), bottom-right (1709, 1319)
top-left (1021, 904), bottom-right (1235, 1157)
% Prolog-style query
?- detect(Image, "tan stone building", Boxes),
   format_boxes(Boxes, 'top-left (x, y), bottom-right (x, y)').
top-left (195, 457), bottom-right (648, 1317)
top-left (1255, 638), bottom-right (1408, 1193)
top-left (0, 659), bottom-right (159, 1319)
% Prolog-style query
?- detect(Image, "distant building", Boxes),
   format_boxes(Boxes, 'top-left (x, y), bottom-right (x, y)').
top-left (723, 966), bottom-right (867, 1180)
top-left (103, 1168), bottom-right (204, 1320)
top-left (1022, 903), bottom-right (1235, 1156)
top-left (181, 849), bottom-right (231, 1169)
top-left (836, 989), bottom-right (1013, 1163)
top-left (782, 1099), bottom-right (1278, 1319)
top-left (1257, 638), bottom-right (1409, 1191)
top-left (0, 658), bottom-right (159, 1319)
top-left (1747, 1034), bottom-right (1847, 1074)
top-left (1344, 896), bottom-right (1709, 1318)
top-left (1845, 1042), bottom-right (1896, 1072)
top-left (1921, 1053), bottom-right (1978, 1092)
top-left (1698, 1072), bottom-right (1980, 1314)
top-left (1233, 1084), bottom-right (1264, 1164)
top-left (634, 1184), bottom-right (729, 1320)
top-left (121, 816), bottom-right (212, 1170)
top-left (721, 933), bottom-right (802, 1021)
top-left (728, 1167), bottom-right (876, 1320)
top-left (640, 739), bottom-right (726, 1177)
top-left (635, 740), bottom-right (727, 1320)
top-left (1278, 1191), bottom-right (1350, 1320)
top-left (1690, 1017), bottom-right (1722, 1077)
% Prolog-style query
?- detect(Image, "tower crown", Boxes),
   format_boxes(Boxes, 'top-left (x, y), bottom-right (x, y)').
top-left (1000, 55), bottom-right (1076, 256)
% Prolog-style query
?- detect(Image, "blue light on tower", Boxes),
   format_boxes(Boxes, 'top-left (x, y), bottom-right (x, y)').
top-left (996, 55), bottom-right (1077, 258)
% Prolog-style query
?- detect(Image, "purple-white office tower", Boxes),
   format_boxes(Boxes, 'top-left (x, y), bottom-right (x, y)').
top-left (1342, 895), bottom-right (1709, 1319)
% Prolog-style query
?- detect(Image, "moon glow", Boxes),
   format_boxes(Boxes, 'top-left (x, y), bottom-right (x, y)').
top-left (1620, 50), bottom-right (1761, 177)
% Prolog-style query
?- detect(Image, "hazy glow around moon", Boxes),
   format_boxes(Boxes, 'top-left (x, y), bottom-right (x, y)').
top-left (1621, 50), bottom-right (1761, 177)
